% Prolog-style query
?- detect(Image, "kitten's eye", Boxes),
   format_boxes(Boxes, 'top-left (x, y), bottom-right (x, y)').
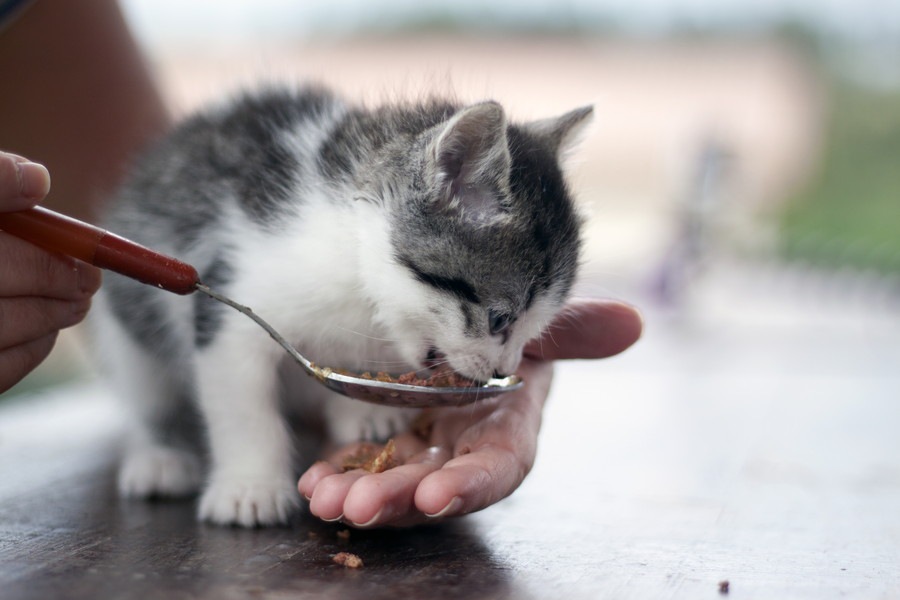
top-left (488, 310), bottom-right (514, 336)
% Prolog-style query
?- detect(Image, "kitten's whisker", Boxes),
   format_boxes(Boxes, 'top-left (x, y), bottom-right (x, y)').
top-left (555, 307), bottom-right (585, 331)
top-left (333, 326), bottom-right (401, 344)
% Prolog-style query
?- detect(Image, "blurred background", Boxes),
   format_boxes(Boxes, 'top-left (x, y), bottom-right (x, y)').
top-left (8, 0), bottom-right (899, 394)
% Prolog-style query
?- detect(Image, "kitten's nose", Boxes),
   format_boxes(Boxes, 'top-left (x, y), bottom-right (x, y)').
top-left (492, 370), bottom-right (508, 380)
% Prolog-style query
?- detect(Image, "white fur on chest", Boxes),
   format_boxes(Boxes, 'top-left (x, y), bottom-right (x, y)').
top-left (223, 190), bottom-right (407, 373)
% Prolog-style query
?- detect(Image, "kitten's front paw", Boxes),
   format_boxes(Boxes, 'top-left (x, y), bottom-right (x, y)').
top-left (198, 476), bottom-right (299, 527)
top-left (118, 445), bottom-right (201, 498)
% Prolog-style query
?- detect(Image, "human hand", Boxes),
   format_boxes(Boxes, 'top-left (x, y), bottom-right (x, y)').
top-left (298, 298), bottom-right (643, 528)
top-left (0, 151), bottom-right (102, 393)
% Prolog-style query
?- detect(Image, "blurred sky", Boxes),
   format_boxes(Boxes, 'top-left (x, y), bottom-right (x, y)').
top-left (120, 0), bottom-right (900, 47)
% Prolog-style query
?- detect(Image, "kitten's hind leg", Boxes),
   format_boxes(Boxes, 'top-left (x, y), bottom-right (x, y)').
top-left (97, 311), bottom-right (203, 498)
top-left (119, 441), bottom-right (202, 498)
top-left (117, 384), bottom-right (203, 499)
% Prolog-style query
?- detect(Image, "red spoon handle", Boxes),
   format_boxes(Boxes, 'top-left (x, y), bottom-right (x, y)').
top-left (0, 206), bottom-right (200, 295)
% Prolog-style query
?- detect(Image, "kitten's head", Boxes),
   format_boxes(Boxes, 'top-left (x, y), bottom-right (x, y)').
top-left (363, 100), bottom-right (591, 382)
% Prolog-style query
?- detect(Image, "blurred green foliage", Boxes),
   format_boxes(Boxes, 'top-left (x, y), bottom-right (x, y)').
top-left (779, 80), bottom-right (900, 273)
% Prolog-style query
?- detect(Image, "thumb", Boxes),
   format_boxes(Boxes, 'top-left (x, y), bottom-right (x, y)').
top-left (0, 152), bottom-right (51, 211)
top-left (524, 299), bottom-right (643, 361)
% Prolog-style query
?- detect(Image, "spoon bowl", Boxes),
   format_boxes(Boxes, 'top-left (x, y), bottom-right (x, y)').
top-left (315, 369), bottom-right (523, 408)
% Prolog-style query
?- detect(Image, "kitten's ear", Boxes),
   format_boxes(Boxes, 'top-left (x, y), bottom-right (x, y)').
top-left (526, 105), bottom-right (594, 158)
top-left (430, 101), bottom-right (511, 220)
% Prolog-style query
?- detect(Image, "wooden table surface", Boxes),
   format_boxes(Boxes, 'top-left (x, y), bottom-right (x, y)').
top-left (2, 273), bottom-right (899, 599)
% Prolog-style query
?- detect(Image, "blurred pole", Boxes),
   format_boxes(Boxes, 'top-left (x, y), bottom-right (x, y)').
top-left (649, 136), bottom-right (734, 309)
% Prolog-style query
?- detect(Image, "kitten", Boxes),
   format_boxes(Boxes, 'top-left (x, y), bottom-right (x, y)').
top-left (92, 85), bottom-right (590, 527)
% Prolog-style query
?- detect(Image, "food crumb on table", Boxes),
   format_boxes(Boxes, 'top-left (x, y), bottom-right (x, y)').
top-left (333, 552), bottom-right (364, 568)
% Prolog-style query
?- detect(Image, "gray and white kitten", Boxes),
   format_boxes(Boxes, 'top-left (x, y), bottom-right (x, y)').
top-left (93, 85), bottom-right (589, 527)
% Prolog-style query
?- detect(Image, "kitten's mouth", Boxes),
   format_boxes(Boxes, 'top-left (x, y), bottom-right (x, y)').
top-left (421, 347), bottom-right (507, 385)
top-left (423, 347), bottom-right (446, 371)
top-left (408, 347), bottom-right (481, 388)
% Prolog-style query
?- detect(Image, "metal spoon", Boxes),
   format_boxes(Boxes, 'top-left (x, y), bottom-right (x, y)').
top-left (0, 207), bottom-right (523, 408)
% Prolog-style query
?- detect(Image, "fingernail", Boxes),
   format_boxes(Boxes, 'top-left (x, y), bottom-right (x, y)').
top-left (350, 508), bottom-right (383, 528)
top-left (67, 299), bottom-right (92, 326)
top-left (321, 513), bottom-right (344, 523)
top-left (76, 263), bottom-right (101, 295)
top-left (17, 161), bottom-right (51, 199)
top-left (424, 496), bottom-right (463, 519)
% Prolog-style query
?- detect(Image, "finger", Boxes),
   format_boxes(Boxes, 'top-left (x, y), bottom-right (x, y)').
top-left (432, 398), bottom-right (541, 516)
top-left (525, 298), bottom-right (643, 361)
top-left (297, 437), bottom-right (411, 501)
top-left (298, 433), bottom-right (442, 527)
top-left (414, 444), bottom-right (528, 519)
top-left (305, 434), bottom-right (423, 520)
top-left (0, 234), bottom-right (101, 299)
top-left (412, 358), bottom-right (551, 519)
top-left (0, 332), bottom-right (58, 394)
top-left (303, 440), bottom-right (387, 520)
top-left (341, 445), bottom-right (452, 528)
top-left (308, 470), bottom-right (368, 522)
top-left (0, 152), bottom-right (51, 209)
top-left (302, 433), bottom-right (431, 525)
top-left (298, 461), bottom-right (339, 501)
top-left (429, 356), bottom-right (552, 448)
top-left (0, 296), bottom-right (92, 350)
top-left (299, 441), bottom-right (390, 503)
